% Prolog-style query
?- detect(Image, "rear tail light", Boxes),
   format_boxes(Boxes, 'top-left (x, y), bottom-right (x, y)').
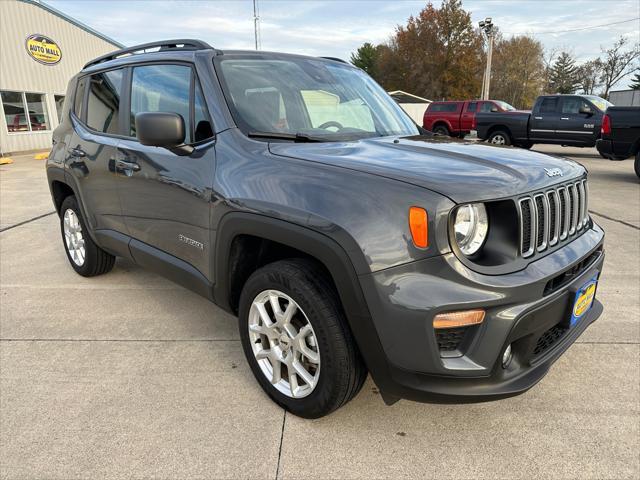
top-left (601, 114), bottom-right (611, 136)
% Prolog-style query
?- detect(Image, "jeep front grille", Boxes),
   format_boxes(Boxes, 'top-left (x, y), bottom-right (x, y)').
top-left (518, 179), bottom-right (589, 258)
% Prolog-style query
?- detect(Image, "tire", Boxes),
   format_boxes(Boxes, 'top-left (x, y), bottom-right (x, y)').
top-left (433, 125), bottom-right (450, 137)
top-left (238, 259), bottom-right (367, 418)
top-left (599, 150), bottom-right (611, 160)
top-left (635, 151), bottom-right (640, 179)
top-left (60, 196), bottom-right (115, 277)
top-left (517, 142), bottom-right (533, 150)
top-left (487, 130), bottom-right (511, 146)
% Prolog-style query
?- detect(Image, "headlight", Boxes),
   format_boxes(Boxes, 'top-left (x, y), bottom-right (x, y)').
top-left (454, 203), bottom-right (488, 256)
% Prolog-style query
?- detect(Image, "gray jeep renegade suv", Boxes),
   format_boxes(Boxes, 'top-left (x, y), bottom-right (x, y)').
top-left (47, 40), bottom-right (605, 418)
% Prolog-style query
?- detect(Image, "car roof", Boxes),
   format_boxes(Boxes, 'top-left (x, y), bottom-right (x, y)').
top-left (81, 39), bottom-right (351, 73)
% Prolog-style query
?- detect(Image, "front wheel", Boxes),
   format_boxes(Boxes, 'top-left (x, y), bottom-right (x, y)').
top-left (487, 130), bottom-right (511, 146)
top-left (238, 259), bottom-right (367, 418)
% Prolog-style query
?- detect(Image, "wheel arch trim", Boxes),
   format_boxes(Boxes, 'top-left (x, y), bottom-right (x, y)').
top-left (213, 211), bottom-right (395, 390)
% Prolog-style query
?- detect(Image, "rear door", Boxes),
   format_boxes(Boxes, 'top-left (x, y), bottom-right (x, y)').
top-left (116, 62), bottom-right (216, 279)
top-left (557, 96), bottom-right (599, 145)
top-left (460, 101), bottom-right (477, 131)
top-left (529, 96), bottom-right (560, 141)
top-left (66, 69), bottom-right (128, 234)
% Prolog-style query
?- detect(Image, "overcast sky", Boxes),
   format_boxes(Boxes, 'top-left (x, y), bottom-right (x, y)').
top-left (48, 0), bottom-right (640, 88)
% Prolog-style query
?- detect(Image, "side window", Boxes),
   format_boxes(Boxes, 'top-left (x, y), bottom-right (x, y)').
top-left (54, 95), bottom-right (65, 123)
top-left (73, 77), bottom-right (86, 118)
top-left (193, 80), bottom-right (213, 142)
top-left (561, 97), bottom-right (586, 114)
top-left (130, 64), bottom-right (191, 140)
top-left (86, 69), bottom-right (124, 134)
top-left (479, 102), bottom-right (493, 113)
top-left (467, 102), bottom-right (477, 112)
top-left (539, 97), bottom-right (559, 114)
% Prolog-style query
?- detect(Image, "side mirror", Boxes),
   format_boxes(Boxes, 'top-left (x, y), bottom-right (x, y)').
top-left (135, 112), bottom-right (193, 155)
top-left (490, 106), bottom-right (498, 112)
top-left (579, 106), bottom-right (593, 116)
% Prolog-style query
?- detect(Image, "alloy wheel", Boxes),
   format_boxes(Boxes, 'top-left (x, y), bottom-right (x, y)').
top-left (63, 208), bottom-right (86, 266)
top-left (490, 134), bottom-right (506, 145)
top-left (248, 289), bottom-right (321, 398)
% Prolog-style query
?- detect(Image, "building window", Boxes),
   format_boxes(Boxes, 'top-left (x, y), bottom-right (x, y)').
top-left (0, 91), bottom-right (51, 133)
top-left (55, 95), bottom-right (65, 123)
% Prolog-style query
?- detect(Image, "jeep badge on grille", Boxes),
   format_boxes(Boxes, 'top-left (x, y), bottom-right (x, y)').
top-left (544, 168), bottom-right (563, 177)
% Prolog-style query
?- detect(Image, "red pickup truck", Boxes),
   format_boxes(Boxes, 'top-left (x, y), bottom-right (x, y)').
top-left (423, 100), bottom-right (516, 137)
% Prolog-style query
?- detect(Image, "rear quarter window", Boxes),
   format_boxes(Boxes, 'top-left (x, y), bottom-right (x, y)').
top-left (73, 77), bottom-right (87, 118)
top-left (429, 103), bottom-right (458, 113)
top-left (86, 69), bottom-right (124, 134)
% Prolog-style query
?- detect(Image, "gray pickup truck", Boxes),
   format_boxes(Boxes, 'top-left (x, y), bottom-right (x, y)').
top-left (596, 106), bottom-right (640, 178)
top-left (476, 94), bottom-right (611, 149)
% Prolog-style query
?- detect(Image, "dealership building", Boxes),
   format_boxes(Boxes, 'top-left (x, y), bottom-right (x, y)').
top-left (0, 0), bottom-right (123, 155)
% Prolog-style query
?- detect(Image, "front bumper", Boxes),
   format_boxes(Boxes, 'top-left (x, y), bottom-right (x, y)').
top-left (359, 223), bottom-right (605, 404)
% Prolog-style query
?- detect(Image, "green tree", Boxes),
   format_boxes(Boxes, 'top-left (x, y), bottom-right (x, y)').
top-left (548, 51), bottom-right (580, 94)
top-left (630, 70), bottom-right (640, 90)
top-left (350, 42), bottom-right (380, 77)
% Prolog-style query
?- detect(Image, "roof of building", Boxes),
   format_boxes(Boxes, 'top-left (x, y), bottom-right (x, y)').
top-left (19, 0), bottom-right (125, 48)
top-left (388, 90), bottom-right (432, 104)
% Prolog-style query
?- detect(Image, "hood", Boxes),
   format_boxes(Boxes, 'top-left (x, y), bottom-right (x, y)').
top-left (268, 136), bottom-right (585, 203)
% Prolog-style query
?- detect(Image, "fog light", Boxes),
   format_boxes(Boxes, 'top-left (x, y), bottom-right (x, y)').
top-left (502, 344), bottom-right (513, 368)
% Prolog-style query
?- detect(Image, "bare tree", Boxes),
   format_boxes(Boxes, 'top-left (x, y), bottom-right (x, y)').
top-left (576, 59), bottom-right (603, 95)
top-left (599, 36), bottom-right (640, 99)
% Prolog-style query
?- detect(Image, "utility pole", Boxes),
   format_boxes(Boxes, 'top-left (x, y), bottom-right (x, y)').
top-left (253, 0), bottom-right (260, 50)
top-left (479, 18), bottom-right (495, 100)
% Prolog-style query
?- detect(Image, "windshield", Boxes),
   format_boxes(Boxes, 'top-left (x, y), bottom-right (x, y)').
top-left (585, 95), bottom-right (613, 112)
top-left (494, 100), bottom-right (516, 111)
top-left (216, 56), bottom-right (419, 141)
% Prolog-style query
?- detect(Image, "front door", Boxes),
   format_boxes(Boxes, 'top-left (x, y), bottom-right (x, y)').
top-left (556, 96), bottom-right (599, 145)
top-left (116, 63), bottom-right (216, 279)
top-left (66, 70), bottom-right (127, 234)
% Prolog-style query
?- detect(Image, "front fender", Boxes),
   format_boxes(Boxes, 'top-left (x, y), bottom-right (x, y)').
top-left (212, 211), bottom-right (395, 396)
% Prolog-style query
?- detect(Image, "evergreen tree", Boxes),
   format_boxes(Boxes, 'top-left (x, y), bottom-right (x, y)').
top-left (548, 51), bottom-right (580, 94)
top-left (350, 43), bottom-right (380, 77)
top-left (629, 70), bottom-right (640, 90)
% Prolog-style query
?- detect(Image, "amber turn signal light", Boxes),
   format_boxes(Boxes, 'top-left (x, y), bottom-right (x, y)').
top-left (433, 309), bottom-right (485, 329)
top-left (409, 206), bottom-right (428, 248)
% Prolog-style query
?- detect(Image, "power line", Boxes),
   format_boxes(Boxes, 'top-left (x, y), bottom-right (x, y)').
top-left (504, 17), bottom-right (639, 35)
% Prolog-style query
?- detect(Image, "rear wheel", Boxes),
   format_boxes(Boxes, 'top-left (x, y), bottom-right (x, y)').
top-left (488, 130), bottom-right (511, 146)
top-left (60, 196), bottom-right (115, 276)
top-left (433, 125), bottom-right (450, 137)
top-left (635, 152), bottom-right (640, 179)
top-left (238, 259), bottom-right (366, 418)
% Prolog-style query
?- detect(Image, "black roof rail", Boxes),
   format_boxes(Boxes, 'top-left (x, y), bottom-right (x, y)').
top-left (319, 56), bottom-right (348, 64)
top-left (83, 39), bottom-right (216, 69)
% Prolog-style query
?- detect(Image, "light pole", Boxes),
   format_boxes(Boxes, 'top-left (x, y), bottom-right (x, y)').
top-left (253, 0), bottom-right (260, 50)
top-left (479, 18), bottom-right (495, 100)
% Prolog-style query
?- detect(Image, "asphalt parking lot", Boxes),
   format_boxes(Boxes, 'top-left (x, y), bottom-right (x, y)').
top-left (1, 145), bottom-right (638, 479)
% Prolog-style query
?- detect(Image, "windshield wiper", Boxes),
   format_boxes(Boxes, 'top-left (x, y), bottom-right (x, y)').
top-left (248, 131), bottom-right (325, 142)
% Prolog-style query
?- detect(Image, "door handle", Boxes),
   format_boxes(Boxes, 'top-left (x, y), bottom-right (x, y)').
top-left (561, 117), bottom-right (570, 120)
top-left (115, 159), bottom-right (141, 172)
top-left (69, 147), bottom-right (86, 157)
top-left (534, 116), bottom-right (543, 120)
